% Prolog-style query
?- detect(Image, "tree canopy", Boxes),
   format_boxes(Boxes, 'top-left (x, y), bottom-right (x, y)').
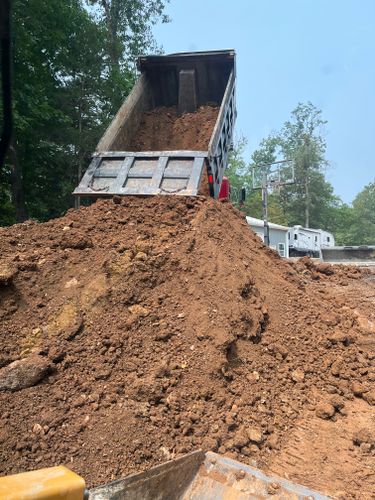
top-left (0, 0), bottom-right (169, 225)
top-left (227, 103), bottom-right (375, 245)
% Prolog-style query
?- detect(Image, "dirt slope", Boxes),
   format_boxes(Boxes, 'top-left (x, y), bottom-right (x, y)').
top-left (0, 197), bottom-right (374, 498)
top-left (127, 105), bottom-right (219, 151)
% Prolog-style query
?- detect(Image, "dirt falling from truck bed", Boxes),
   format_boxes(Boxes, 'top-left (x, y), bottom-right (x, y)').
top-left (0, 197), bottom-right (374, 498)
top-left (127, 105), bottom-right (219, 151)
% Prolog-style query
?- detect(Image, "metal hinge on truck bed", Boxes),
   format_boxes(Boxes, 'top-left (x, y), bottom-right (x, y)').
top-left (73, 151), bottom-right (207, 197)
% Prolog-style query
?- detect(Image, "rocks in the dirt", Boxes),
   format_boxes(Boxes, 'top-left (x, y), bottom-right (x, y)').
top-left (330, 395), bottom-right (346, 412)
top-left (267, 434), bottom-right (279, 449)
top-left (128, 305), bottom-right (149, 317)
top-left (94, 368), bottom-right (112, 381)
top-left (327, 328), bottom-right (356, 346)
top-left (247, 371), bottom-right (260, 382)
top-left (356, 314), bottom-right (375, 334)
top-left (351, 381), bottom-right (366, 397)
top-left (315, 402), bottom-right (335, 420)
top-left (48, 346), bottom-right (66, 364)
top-left (1, 197), bottom-right (374, 493)
top-left (134, 252), bottom-right (148, 261)
top-left (247, 427), bottom-right (264, 444)
top-left (331, 359), bottom-right (343, 377)
top-left (363, 390), bottom-right (375, 406)
top-left (233, 430), bottom-right (249, 449)
top-left (46, 303), bottom-right (83, 340)
top-left (315, 263), bottom-right (334, 276)
top-left (59, 230), bottom-right (93, 250)
top-left (267, 482), bottom-right (281, 495)
top-left (32, 423), bottom-right (43, 434)
top-left (268, 343), bottom-right (288, 360)
top-left (112, 195), bottom-right (122, 205)
top-left (201, 436), bottom-right (219, 451)
top-left (65, 277), bottom-right (79, 289)
top-left (154, 331), bottom-right (174, 342)
top-left (234, 469), bottom-right (246, 481)
top-left (0, 355), bottom-right (51, 391)
top-left (0, 264), bottom-right (17, 286)
top-left (353, 428), bottom-right (374, 448)
top-left (327, 329), bottom-right (348, 344)
top-left (291, 368), bottom-right (305, 383)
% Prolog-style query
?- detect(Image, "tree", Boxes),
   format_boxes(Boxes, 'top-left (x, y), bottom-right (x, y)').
top-left (87, 0), bottom-right (170, 111)
top-left (1, 0), bottom-right (169, 224)
top-left (226, 103), bottom-right (341, 231)
top-left (226, 137), bottom-right (250, 200)
top-left (348, 180), bottom-right (375, 244)
top-left (324, 202), bottom-right (355, 246)
top-left (226, 137), bottom-right (288, 224)
top-left (226, 137), bottom-right (263, 216)
top-left (7, 0), bottom-right (108, 221)
top-left (278, 102), bottom-right (329, 227)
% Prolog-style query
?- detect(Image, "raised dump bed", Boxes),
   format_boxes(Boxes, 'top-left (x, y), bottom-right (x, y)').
top-left (74, 50), bottom-right (236, 199)
top-left (89, 451), bottom-right (330, 500)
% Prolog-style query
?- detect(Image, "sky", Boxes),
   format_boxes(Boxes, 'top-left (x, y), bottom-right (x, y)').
top-left (153, 0), bottom-right (375, 203)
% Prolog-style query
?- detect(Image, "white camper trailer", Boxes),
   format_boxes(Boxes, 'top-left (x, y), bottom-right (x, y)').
top-left (288, 225), bottom-right (335, 257)
top-left (246, 217), bottom-right (289, 258)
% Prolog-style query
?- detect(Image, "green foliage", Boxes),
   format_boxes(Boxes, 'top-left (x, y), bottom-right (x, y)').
top-left (227, 104), bottom-right (374, 246)
top-left (226, 137), bottom-right (251, 198)
top-left (9, 0), bottom-right (108, 221)
top-left (226, 137), bottom-right (262, 217)
top-left (226, 137), bottom-right (288, 225)
top-left (276, 102), bottom-right (330, 228)
top-left (0, 167), bottom-right (14, 225)
top-left (348, 180), bottom-right (375, 244)
top-left (323, 202), bottom-right (355, 246)
top-left (0, 0), bottom-right (168, 224)
top-left (226, 102), bottom-right (369, 243)
top-left (249, 103), bottom-right (339, 229)
top-left (87, 0), bottom-right (170, 111)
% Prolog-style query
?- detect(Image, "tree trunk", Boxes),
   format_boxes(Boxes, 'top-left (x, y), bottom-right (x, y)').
top-left (101, 0), bottom-right (121, 71)
top-left (304, 173), bottom-right (309, 228)
top-left (303, 138), bottom-right (310, 228)
top-left (74, 90), bottom-right (83, 210)
top-left (9, 142), bottom-right (27, 222)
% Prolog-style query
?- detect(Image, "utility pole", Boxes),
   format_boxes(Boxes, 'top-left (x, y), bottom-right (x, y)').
top-left (253, 159), bottom-right (295, 246)
top-left (261, 167), bottom-right (269, 246)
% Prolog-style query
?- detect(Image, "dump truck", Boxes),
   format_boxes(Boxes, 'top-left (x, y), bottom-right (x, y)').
top-left (73, 50), bottom-right (236, 200)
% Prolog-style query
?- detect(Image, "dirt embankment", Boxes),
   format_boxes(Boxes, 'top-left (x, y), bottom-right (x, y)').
top-left (127, 105), bottom-right (219, 151)
top-left (0, 197), bottom-right (374, 498)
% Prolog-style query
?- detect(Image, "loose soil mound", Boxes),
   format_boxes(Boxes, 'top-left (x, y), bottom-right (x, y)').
top-left (0, 197), bottom-right (374, 498)
top-left (127, 105), bottom-right (218, 151)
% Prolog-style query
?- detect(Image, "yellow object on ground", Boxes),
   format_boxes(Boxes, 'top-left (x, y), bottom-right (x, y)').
top-left (0, 465), bottom-right (86, 500)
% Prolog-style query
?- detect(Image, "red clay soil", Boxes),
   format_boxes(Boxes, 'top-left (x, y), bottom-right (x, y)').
top-left (0, 197), bottom-right (374, 498)
top-left (127, 105), bottom-right (219, 151)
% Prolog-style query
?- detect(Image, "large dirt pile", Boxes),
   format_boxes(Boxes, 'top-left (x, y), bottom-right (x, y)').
top-left (0, 197), bottom-right (374, 497)
top-left (127, 105), bottom-right (218, 151)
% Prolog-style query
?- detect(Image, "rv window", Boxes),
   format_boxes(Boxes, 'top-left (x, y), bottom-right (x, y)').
top-left (315, 236), bottom-right (318, 242)
top-left (278, 243), bottom-right (285, 257)
top-left (294, 234), bottom-right (297, 240)
top-left (327, 236), bottom-right (330, 242)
